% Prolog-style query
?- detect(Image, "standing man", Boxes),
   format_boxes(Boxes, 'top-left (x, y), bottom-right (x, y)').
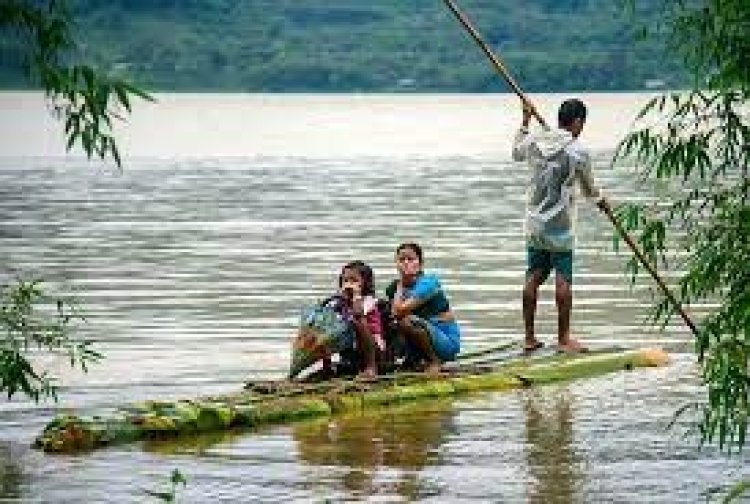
top-left (512, 98), bottom-right (606, 353)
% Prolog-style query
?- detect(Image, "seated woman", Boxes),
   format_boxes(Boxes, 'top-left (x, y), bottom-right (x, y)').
top-left (385, 243), bottom-right (461, 374)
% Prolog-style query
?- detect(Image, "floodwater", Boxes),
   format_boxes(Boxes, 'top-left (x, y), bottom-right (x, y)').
top-left (0, 93), bottom-right (746, 503)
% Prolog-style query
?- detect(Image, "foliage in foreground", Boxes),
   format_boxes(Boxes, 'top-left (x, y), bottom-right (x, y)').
top-left (615, 0), bottom-right (748, 452)
top-left (0, 0), bottom-right (152, 167)
top-left (143, 469), bottom-right (187, 503)
top-left (0, 280), bottom-right (100, 402)
top-left (0, 0), bottom-right (152, 402)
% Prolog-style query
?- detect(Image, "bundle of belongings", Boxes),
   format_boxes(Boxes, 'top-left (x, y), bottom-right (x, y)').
top-left (288, 295), bottom-right (404, 380)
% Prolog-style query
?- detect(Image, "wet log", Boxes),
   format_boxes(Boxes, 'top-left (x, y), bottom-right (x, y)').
top-left (33, 347), bottom-right (669, 453)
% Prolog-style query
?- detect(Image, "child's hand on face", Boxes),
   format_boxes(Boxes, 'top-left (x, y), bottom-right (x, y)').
top-left (340, 282), bottom-right (364, 317)
top-left (351, 296), bottom-right (365, 318)
top-left (339, 266), bottom-right (365, 316)
top-left (342, 282), bottom-right (361, 296)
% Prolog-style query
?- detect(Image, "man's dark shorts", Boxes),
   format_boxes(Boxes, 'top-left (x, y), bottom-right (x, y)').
top-left (526, 246), bottom-right (573, 285)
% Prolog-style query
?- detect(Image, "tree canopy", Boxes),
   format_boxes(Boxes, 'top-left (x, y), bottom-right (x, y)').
top-left (1, 0), bottom-right (686, 92)
top-left (1, 0), bottom-right (152, 165)
top-left (615, 0), bottom-right (748, 453)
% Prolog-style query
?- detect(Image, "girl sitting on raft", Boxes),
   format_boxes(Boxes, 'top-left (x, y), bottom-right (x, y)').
top-left (290, 260), bottom-right (384, 380)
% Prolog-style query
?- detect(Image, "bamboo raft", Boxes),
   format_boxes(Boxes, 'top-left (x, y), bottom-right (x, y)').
top-left (33, 345), bottom-right (669, 453)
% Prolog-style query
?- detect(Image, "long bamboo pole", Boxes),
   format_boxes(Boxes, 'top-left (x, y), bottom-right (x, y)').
top-left (597, 199), bottom-right (699, 336)
top-left (442, 0), bottom-right (548, 129)
top-left (442, 0), bottom-right (699, 337)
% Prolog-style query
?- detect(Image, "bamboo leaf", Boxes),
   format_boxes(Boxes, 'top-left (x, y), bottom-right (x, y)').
top-left (114, 84), bottom-right (131, 113)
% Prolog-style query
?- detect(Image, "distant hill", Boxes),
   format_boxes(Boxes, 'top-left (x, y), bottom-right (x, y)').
top-left (0, 0), bottom-right (687, 92)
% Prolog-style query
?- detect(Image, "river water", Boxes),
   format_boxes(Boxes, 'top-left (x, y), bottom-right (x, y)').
top-left (0, 93), bottom-right (746, 502)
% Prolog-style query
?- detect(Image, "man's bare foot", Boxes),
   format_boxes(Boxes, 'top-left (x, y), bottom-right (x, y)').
top-left (424, 362), bottom-right (443, 376)
top-left (557, 338), bottom-right (588, 354)
top-left (356, 367), bottom-right (378, 382)
top-left (523, 338), bottom-right (545, 354)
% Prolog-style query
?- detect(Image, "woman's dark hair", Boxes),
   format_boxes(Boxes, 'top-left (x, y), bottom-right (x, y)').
top-left (339, 260), bottom-right (375, 296)
top-left (558, 98), bottom-right (587, 128)
top-left (395, 242), bottom-right (423, 264)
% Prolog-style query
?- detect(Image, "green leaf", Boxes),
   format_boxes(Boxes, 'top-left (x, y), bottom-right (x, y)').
top-left (114, 84), bottom-right (131, 113)
top-left (65, 129), bottom-right (79, 152)
top-left (80, 65), bottom-right (95, 90)
top-left (1, 280), bottom-right (96, 402)
top-left (111, 142), bottom-right (122, 168)
top-left (123, 82), bottom-right (155, 102)
top-left (170, 469), bottom-right (187, 486)
top-left (721, 479), bottom-right (750, 504)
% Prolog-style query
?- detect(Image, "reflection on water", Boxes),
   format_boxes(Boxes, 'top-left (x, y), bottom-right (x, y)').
top-left (293, 400), bottom-right (456, 500)
top-left (523, 388), bottom-right (581, 503)
top-left (0, 444), bottom-right (24, 501)
top-left (143, 429), bottom-right (247, 457)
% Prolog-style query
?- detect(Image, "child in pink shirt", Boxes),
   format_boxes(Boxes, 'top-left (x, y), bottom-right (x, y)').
top-left (324, 261), bottom-right (383, 378)
top-left (291, 260), bottom-right (384, 380)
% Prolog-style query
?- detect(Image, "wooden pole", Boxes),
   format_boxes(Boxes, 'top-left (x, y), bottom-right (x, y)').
top-left (442, 0), bottom-right (548, 129)
top-left (597, 199), bottom-right (699, 336)
top-left (442, 0), bottom-right (700, 337)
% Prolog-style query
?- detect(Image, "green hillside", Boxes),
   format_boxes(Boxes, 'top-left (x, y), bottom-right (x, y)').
top-left (0, 0), bottom-right (686, 92)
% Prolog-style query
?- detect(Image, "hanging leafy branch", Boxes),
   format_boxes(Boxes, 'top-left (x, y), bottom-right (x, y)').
top-left (0, 280), bottom-right (101, 402)
top-left (0, 0), bottom-right (151, 402)
top-left (615, 0), bottom-right (749, 452)
top-left (0, 0), bottom-right (153, 167)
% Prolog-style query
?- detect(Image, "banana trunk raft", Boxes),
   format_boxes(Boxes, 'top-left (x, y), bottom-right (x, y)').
top-left (34, 346), bottom-right (669, 453)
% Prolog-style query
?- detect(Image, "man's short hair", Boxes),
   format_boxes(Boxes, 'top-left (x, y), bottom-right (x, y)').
top-left (558, 99), bottom-right (587, 127)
